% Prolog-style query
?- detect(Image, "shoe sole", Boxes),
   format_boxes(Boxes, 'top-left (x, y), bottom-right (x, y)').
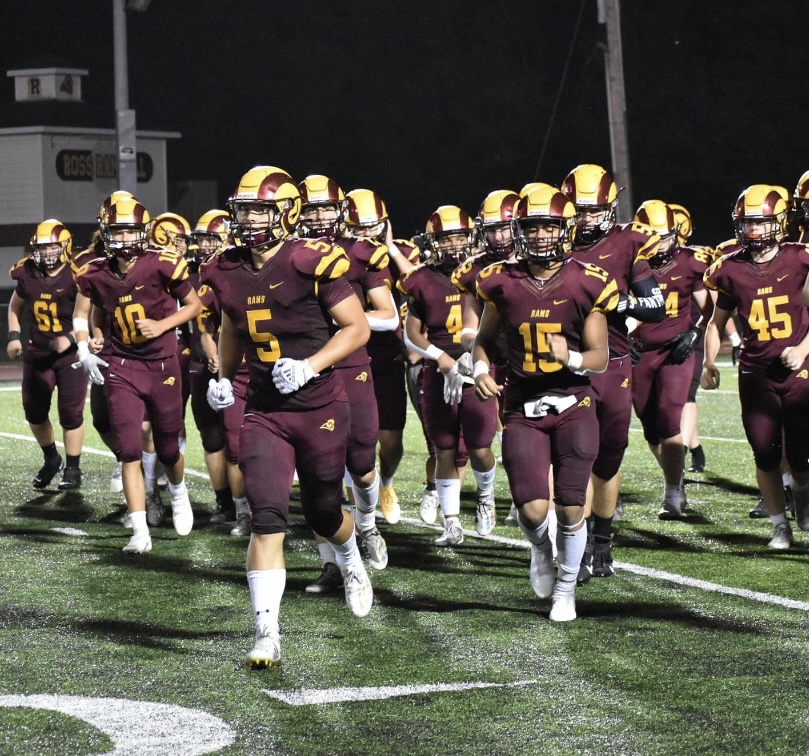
top-left (246, 656), bottom-right (282, 669)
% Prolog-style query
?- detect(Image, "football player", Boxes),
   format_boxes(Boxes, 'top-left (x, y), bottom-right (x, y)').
top-left (629, 200), bottom-right (711, 519)
top-left (473, 185), bottom-right (617, 621)
top-left (561, 164), bottom-right (665, 583)
top-left (7, 220), bottom-right (87, 490)
top-left (702, 185), bottom-right (809, 549)
top-left (202, 166), bottom-right (374, 668)
top-left (72, 192), bottom-right (202, 553)
top-left (399, 205), bottom-right (498, 545)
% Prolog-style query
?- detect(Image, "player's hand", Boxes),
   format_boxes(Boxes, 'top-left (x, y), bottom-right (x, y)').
top-left (207, 378), bottom-right (234, 410)
top-left (667, 327), bottom-right (701, 364)
top-left (134, 319), bottom-right (164, 339)
top-left (781, 345), bottom-right (807, 372)
top-left (455, 351), bottom-right (474, 377)
top-left (546, 333), bottom-right (570, 365)
top-left (48, 335), bottom-right (73, 354)
top-left (89, 337), bottom-right (105, 355)
top-left (74, 352), bottom-right (109, 385)
top-left (272, 358), bottom-right (318, 394)
top-left (6, 339), bottom-right (22, 360)
top-left (700, 364), bottom-right (720, 390)
top-left (474, 372), bottom-right (503, 401)
top-left (206, 353), bottom-right (219, 374)
top-left (443, 364), bottom-right (467, 405)
top-left (629, 338), bottom-right (642, 365)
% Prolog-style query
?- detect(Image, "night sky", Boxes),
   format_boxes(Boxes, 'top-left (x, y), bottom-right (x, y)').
top-left (3, 0), bottom-right (807, 245)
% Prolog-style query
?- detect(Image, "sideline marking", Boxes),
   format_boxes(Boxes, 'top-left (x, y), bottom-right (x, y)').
top-left (0, 695), bottom-right (235, 755)
top-left (51, 527), bottom-right (88, 537)
top-left (264, 679), bottom-right (538, 706)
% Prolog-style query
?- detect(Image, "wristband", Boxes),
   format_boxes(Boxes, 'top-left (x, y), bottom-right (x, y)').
top-left (461, 328), bottom-right (478, 338)
top-left (66, 333), bottom-right (77, 346)
top-left (387, 243), bottom-right (400, 258)
top-left (73, 317), bottom-right (89, 334)
top-left (7, 330), bottom-right (20, 342)
top-left (425, 344), bottom-right (445, 361)
top-left (76, 341), bottom-right (90, 360)
top-left (566, 350), bottom-right (583, 371)
top-left (472, 360), bottom-right (490, 379)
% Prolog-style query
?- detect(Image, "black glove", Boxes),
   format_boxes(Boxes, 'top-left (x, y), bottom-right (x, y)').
top-left (667, 327), bottom-right (701, 364)
top-left (731, 343), bottom-right (741, 365)
top-left (629, 337), bottom-right (642, 365)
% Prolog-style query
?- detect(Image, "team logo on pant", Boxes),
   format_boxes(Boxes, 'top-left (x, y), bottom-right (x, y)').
top-left (355, 371), bottom-right (368, 382)
top-left (578, 396), bottom-right (591, 408)
top-left (798, 369), bottom-right (808, 380)
top-left (320, 419), bottom-right (335, 431)
top-left (163, 376), bottom-right (176, 386)
top-left (621, 378), bottom-right (630, 388)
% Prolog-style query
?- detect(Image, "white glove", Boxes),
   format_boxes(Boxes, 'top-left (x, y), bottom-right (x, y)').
top-left (443, 364), bottom-right (468, 405)
top-left (272, 358), bottom-right (318, 395)
top-left (456, 351), bottom-right (474, 378)
top-left (72, 352), bottom-right (109, 385)
top-left (207, 377), bottom-right (235, 410)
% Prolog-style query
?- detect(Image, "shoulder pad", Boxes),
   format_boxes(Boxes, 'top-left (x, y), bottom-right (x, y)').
top-left (8, 257), bottom-right (30, 278)
top-left (293, 238), bottom-right (350, 280)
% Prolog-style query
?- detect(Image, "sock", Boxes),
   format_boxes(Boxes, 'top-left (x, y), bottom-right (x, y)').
top-left (41, 442), bottom-right (59, 461)
top-left (247, 568), bottom-right (285, 637)
top-left (317, 540), bottom-right (337, 565)
top-left (783, 471), bottom-right (794, 489)
top-left (770, 512), bottom-right (787, 526)
top-left (331, 532), bottom-right (363, 572)
top-left (517, 513), bottom-right (550, 549)
top-left (343, 467), bottom-right (353, 489)
top-left (436, 478), bottom-right (461, 518)
top-left (593, 514), bottom-right (613, 545)
top-left (130, 510), bottom-right (148, 538)
top-left (547, 508), bottom-right (558, 556)
top-left (352, 471), bottom-right (379, 532)
top-left (425, 481), bottom-right (436, 492)
top-left (168, 479), bottom-right (187, 500)
top-left (664, 483), bottom-right (683, 502)
top-left (234, 497), bottom-right (250, 516)
top-left (556, 517), bottom-right (587, 585)
top-left (691, 443), bottom-right (703, 455)
top-left (214, 487), bottom-right (233, 509)
top-left (472, 464), bottom-right (496, 496)
top-left (496, 430), bottom-right (503, 446)
top-left (381, 474), bottom-right (394, 488)
top-left (142, 452), bottom-right (157, 492)
top-left (65, 454), bottom-right (81, 470)
top-left (178, 435), bottom-right (187, 455)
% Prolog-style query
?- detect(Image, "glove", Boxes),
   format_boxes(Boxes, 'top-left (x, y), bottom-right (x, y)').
top-left (731, 343), bottom-right (741, 365)
top-left (443, 365), bottom-right (466, 405)
top-left (72, 352), bottom-right (109, 385)
top-left (629, 338), bottom-right (642, 365)
top-left (667, 327), bottom-right (701, 364)
top-left (207, 378), bottom-right (235, 410)
top-left (272, 358), bottom-right (318, 394)
top-left (456, 351), bottom-right (474, 378)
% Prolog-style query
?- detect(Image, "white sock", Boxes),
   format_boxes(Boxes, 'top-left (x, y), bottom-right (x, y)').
top-left (547, 508), bottom-right (558, 557)
top-left (555, 518), bottom-right (587, 585)
top-left (130, 509), bottom-right (148, 538)
top-left (770, 512), bottom-right (787, 526)
top-left (343, 467), bottom-right (354, 489)
top-left (330, 532), bottom-right (363, 572)
top-left (664, 483), bottom-right (683, 502)
top-left (168, 479), bottom-right (187, 499)
top-left (352, 470), bottom-right (379, 532)
top-left (317, 540), bottom-right (337, 565)
top-left (178, 435), bottom-right (187, 455)
top-left (247, 569), bottom-right (285, 637)
top-left (496, 430), bottom-right (503, 446)
top-left (472, 464), bottom-right (496, 495)
top-left (142, 452), bottom-right (157, 493)
top-left (436, 478), bottom-right (461, 517)
top-left (783, 471), bottom-right (795, 489)
top-left (234, 497), bottom-right (250, 516)
top-left (517, 514), bottom-right (550, 548)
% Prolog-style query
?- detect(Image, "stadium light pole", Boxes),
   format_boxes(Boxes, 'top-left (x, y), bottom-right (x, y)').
top-left (598, 0), bottom-right (633, 222)
top-left (113, 0), bottom-right (151, 194)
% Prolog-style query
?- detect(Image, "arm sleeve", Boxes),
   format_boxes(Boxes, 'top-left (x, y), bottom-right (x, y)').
top-left (626, 275), bottom-right (665, 322)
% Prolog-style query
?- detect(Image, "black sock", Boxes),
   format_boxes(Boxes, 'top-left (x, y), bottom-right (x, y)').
top-left (66, 454), bottom-right (81, 469)
top-left (426, 481), bottom-right (436, 491)
top-left (691, 443), bottom-right (703, 455)
top-left (41, 442), bottom-right (59, 461)
top-left (215, 487), bottom-right (233, 508)
top-left (593, 514), bottom-right (613, 543)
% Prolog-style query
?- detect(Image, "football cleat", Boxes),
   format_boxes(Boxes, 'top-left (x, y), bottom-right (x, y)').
top-left (504, 503), bottom-right (520, 527)
top-left (419, 486), bottom-right (439, 524)
top-left (434, 518), bottom-right (464, 547)
top-left (33, 455), bottom-right (63, 490)
top-left (658, 495), bottom-right (683, 520)
top-left (549, 582), bottom-right (577, 622)
top-left (343, 565), bottom-right (373, 617)
top-left (357, 527), bottom-right (388, 570)
top-left (305, 562), bottom-right (344, 594)
top-left (146, 490), bottom-right (166, 527)
top-left (688, 445), bottom-right (706, 473)
top-left (170, 490), bottom-right (194, 536)
top-left (379, 485), bottom-right (401, 525)
top-left (748, 497), bottom-right (768, 518)
top-left (58, 466), bottom-right (82, 491)
top-left (122, 532), bottom-right (152, 554)
top-left (475, 491), bottom-right (496, 535)
top-left (210, 501), bottom-right (236, 524)
top-left (245, 630), bottom-right (282, 669)
top-left (110, 461), bottom-right (124, 494)
top-left (230, 512), bottom-right (251, 537)
top-left (592, 539), bottom-right (615, 577)
top-left (767, 521), bottom-right (793, 550)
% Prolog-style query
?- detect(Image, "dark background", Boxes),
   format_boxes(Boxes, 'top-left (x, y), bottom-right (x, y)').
top-left (3, 0), bottom-right (807, 246)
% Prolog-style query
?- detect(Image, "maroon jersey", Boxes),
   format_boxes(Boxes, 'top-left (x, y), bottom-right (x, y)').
top-left (200, 237), bottom-right (355, 412)
top-left (451, 251), bottom-right (492, 296)
top-left (476, 258), bottom-right (619, 411)
top-left (9, 258), bottom-right (76, 353)
top-left (635, 245), bottom-right (711, 349)
top-left (72, 248), bottom-right (193, 360)
top-left (398, 263), bottom-right (467, 358)
top-left (188, 281), bottom-right (218, 362)
top-left (570, 222), bottom-right (659, 358)
top-left (704, 242), bottom-right (809, 372)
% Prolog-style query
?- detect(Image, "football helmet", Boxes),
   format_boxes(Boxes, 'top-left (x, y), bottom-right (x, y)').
top-left (149, 212), bottom-right (191, 256)
top-left (191, 209), bottom-right (230, 262)
top-left (668, 203), bottom-right (692, 247)
top-left (227, 166), bottom-right (301, 249)
top-left (297, 174), bottom-right (347, 241)
top-left (793, 170), bottom-right (809, 225)
top-left (475, 189), bottom-right (520, 260)
top-left (560, 163), bottom-right (619, 245)
top-left (732, 184), bottom-right (788, 252)
top-left (345, 189), bottom-right (388, 241)
top-left (425, 205), bottom-right (474, 270)
top-left (30, 219), bottom-right (72, 272)
top-left (519, 181), bottom-right (558, 198)
top-left (514, 186), bottom-right (576, 266)
top-left (98, 192), bottom-right (151, 261)
top-left (634, 200), bottom-right (677, 267)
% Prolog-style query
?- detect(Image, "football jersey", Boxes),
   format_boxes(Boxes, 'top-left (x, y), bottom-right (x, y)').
top-left (73, 248), bottom-right (194, 360)
top-left (570, 222), bottom-right (659, 358)
top-left (704, 242), bottom-right (809, 371)
top-left (397, 263), bottom-right (467, 360)
top-left (201, 237), bottom-right (355, 412)
top-left (635, 245), bottom-right (710, 349)
top-left (188, 280), bottom-right (218, 362)
top-left (476, 258), bottom-right (619, 410)
top-left (9, 258), bottom-right (76, 353)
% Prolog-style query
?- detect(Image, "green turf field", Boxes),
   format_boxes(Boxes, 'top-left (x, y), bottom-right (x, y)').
top-left (0, 364), bottom-right (807, 755)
